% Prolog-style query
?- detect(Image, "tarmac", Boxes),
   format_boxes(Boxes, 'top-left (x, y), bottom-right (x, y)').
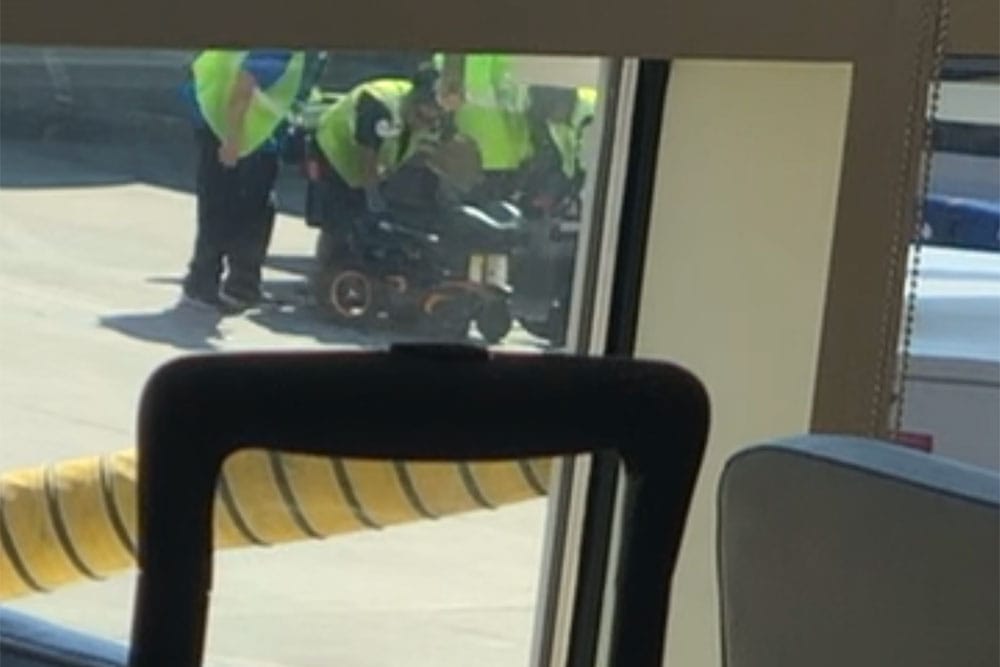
top-left (0, 138), bottom-right (550, 666)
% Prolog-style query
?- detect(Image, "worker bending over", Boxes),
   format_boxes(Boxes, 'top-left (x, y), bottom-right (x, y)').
top-left (306, 66), bottom-right (444, 229)
top-left (433, 53), bottom-right (531, 201)
top-left (520, 85), bottom-right (597, 216)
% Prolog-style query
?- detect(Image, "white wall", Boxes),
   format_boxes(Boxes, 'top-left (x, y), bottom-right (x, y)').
top-left (632, 60), bottom-right (853, 665)
top-left (509, 56), bottom-right (601, 87)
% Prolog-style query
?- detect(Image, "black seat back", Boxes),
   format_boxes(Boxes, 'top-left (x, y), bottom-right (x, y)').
top-left (127, 348), bottom-right (709, 666)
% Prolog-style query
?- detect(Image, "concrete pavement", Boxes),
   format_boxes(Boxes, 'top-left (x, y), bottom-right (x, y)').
top-left (0, 141), bottom-right (550, 666)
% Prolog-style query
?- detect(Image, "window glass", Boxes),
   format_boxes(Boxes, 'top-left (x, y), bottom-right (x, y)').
top-left (898, 56), bottom-right (1000, 470)
top-left (0, 46), bottom-right (618, 664)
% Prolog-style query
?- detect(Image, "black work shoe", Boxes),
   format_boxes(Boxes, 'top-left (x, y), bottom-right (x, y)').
top-left (179, 288), bottom-right (222, 312)
top-left (218, 287), bottom-right (262, 314)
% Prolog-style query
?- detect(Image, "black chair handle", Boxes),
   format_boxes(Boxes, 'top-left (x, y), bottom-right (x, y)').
top-left (128, 347), bottom-right (708, 666)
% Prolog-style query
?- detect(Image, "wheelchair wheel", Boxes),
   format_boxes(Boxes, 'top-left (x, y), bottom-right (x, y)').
top-left (520, 303), bottom-right (568, 347)
top-left (476, 297), bottom-right (513, 345)
top-left (314, 264), bottom-right (378, 326)
top-left (422, 290), bottom-right (474, 342)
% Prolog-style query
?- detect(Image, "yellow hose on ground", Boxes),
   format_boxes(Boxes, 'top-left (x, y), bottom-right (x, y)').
top-left (0, 449), bottom-right (552, 600)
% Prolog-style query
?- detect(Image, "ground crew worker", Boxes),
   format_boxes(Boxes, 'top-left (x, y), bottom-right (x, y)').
top-left (307, 67), bottom-right (444, 228)
top-left (520, 85), bottom-right (597, 215)
top-left (433, 54), bottom-right (531, 200)
top-left (547, 86), bottom-right (597, 183)
top-left (180, 49), bottom-right (305, 311)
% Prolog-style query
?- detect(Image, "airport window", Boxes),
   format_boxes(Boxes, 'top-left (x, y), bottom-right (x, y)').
top-left (897, 55), bottom-right (1000, 471)
top-left (0, 46), bottom-right (627, 664)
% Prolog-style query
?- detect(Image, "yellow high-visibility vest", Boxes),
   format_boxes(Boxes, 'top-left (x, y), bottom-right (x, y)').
top-left (192, 50), bottom-right (305, 157)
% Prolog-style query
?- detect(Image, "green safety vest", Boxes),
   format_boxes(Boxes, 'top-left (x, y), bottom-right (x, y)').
top-left (315, 79), bottom-right (428, 189)
top-left (434, 54), bottom-right (531, 171)
top-left (192, 50), bottom-right (305, 157)
top-left (547, 87), bottom-right (598, 178)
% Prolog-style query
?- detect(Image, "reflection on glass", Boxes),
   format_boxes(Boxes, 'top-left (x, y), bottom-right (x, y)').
top-left (898, 56), bottom-right (1000, 470)
top-left (924, 56), bottom-right (1000, 252)
top-left (0, 46), bottom-right (609, 665)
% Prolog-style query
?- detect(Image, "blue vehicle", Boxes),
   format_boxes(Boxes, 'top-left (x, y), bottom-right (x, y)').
top-left (923, 195), bottom-right (999, 251)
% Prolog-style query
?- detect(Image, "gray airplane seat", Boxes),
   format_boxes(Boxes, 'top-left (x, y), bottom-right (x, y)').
top-left (718, 435), bottom-right (1000, 667)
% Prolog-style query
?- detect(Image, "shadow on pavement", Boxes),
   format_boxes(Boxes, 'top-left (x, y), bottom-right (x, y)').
top-left (245, 276), bottom-right (392, 347)
top-left (145, 275), bottom-right (314, 311)
top-left (246, 303), bottom-right (387, 347)
top-left (143, 256), bottom-right (317, 290)
top-left (0, 140), bottom-right (136, 189)
top-left (264, 254), bottom-right (315, 278)
top-left (99, 302), bottom-right (222, 351)
top-left (104, 275), bottom-right (385, 348)
top-left (248, 276), bottom-right (491, 347)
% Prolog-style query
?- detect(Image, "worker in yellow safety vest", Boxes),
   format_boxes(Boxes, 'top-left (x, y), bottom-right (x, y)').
top-left (433, 54), bottom-right (531, 199)
top-left (307, 67), bottom-right (445, 228)
top-left (520, 85), bottom-right (598, 215)
top-left (180, 49), bottom-right (305, 311)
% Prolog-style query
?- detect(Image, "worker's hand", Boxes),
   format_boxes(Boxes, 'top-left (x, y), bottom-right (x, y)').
top-left (218, 139), bottom-right (240, 168)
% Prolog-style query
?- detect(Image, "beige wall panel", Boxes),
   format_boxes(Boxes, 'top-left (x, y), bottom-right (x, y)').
top-left (634, 60), bottom-right (852, 665)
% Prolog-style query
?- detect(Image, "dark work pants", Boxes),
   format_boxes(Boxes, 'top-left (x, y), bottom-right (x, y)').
top-left (304, 153), bottom-right (365, 232)
top-left (183, 127), bottom-right (278, 302)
